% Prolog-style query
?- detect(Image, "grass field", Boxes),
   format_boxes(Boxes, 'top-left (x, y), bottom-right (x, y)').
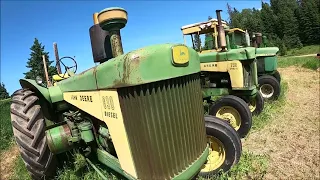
top-left (1, 56), bottom-right (319, 180)
top-left (278, 56), bottom-right (319, 70)
top-left (285, 45), bottom-right (319, 56)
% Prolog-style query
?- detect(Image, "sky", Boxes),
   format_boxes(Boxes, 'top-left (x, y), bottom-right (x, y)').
top-left (1, 0), bottom-right (266, 94)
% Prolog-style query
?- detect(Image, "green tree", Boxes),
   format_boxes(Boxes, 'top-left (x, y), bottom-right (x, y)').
top-left (271, 0), bottom-right (302, 48)
top-left (297, 0), bottom-right (320, 44)
top-left (24, 38), bottom-right (56, 86)
top-left (261, 2), bottom-right (277, 36)
top-left (227, 5), bottom-right (263, 35)
top-left (204, 16), bottom-right (214, 50)
top-left (192, 34), bottom-right (201, 51)
top-left (0, 83), bottom-right (10, 99)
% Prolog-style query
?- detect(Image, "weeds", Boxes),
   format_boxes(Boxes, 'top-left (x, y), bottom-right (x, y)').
top-left (10, 156), bottom-right (31, 180)
top-left (198, 152), bottom-right (269, 180)
top-left (251, 81), bottom-right (288, 130)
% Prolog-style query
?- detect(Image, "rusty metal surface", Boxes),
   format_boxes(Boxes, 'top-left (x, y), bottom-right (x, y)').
top-left (216, 10), bottom-right (227, 51)
top-left (118, 73), bottom-right (207, 179)
top-left (110, 30), bottom-right (124, 57)
top-left (54, 43), bottom-right (62, 74)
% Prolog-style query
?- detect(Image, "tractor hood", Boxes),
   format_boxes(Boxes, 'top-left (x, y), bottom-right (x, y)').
top-left (255, 47), bottom-right (279, 57)
top-left (56, 43), bottom-right (200, 92)
top-left (199, 47), bottom-right (256, 63)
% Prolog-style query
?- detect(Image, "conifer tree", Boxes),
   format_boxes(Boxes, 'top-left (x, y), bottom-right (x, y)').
top-left (24, 38), bottom-right (56, 86)
top-left (0, 83), bottom-right (10, 99)
top-left (297, 0), bottom-right (320, 44)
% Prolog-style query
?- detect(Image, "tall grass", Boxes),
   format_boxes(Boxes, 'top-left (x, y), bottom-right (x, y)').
top-left (286, 45), bottom-right (319, 56)
top-left (0, 99), bottom-right (14, 153)
top-left (278, 56), bottom-right (319, 70)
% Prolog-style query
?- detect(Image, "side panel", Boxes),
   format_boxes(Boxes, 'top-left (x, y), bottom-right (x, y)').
top-left (200, 61), bottom-right (244, 88)
top-left (63, 91), bottom-right (138, 178)
top-left (264, 56), bottom-right (278, 72)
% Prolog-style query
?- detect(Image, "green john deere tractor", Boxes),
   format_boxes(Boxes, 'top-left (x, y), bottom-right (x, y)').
top-left (10, 7), bottom-right (242, 180)
top-left (181, 10), bottom-right (264, 138)
top-left (226, 28), bottom-right (281, 100)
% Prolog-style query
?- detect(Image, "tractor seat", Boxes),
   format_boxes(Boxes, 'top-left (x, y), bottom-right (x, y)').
top-left (52, 74), bottom-right (70, 81)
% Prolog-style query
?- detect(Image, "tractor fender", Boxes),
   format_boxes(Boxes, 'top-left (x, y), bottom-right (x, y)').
top-left (19, 79), bottom-right (52, 103)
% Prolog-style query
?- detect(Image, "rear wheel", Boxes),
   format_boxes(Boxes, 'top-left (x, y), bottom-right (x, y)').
top-left (273, 70), bottom-right (281, 83)
top-left (209, 95), bottom-right (252, 138)
top-left (258, 75), bottom-right (281, 100)
top-left (198, 115), bottom-right (242, 178)
top-left (10, 89), bottom-right (57, 180)
top-left (248, 91), bottom-right (264, 116)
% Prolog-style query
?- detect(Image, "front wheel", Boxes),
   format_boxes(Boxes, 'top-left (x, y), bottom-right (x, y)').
top-left (209, 95), bottom-right (252, 138)
top-left (258, 75), bottom-right (281, 101)
top-left (198, 115), bottom-right (242, 178)
top-left (10, 89), bottom-right (57, 179)
top-left (248, 91), bottom-right (264, 116)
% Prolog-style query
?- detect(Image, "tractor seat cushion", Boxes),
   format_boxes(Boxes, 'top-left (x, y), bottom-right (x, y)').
top-left (52, 74), bottom-right (70, 81)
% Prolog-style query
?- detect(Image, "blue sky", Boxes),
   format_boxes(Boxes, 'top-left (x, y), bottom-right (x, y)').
top-left (1, 0), bottom-right (265, 94)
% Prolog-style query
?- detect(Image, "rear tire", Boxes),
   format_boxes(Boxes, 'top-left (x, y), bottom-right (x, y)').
top-left (258, 75), bottom-right (281, 100)
top-left (209, 95), bottom-right (252, 138)
top-left (198, 115), bottom-right (242, 178)
top-left (10, 89), bottom-right (57, 180)
top-left (273, 70), bottom-right (281, 83)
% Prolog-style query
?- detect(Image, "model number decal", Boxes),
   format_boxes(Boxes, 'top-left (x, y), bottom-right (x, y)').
top-left (102, 96), bottom-right (117, 119)
top-left (230, 63), bottom-right (238, 70)
top-left (203, 63), bottom-right (218, 67)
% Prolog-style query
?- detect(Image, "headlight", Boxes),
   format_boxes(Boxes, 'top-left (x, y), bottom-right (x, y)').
top-left (36, 76), bottom-right (43, 84)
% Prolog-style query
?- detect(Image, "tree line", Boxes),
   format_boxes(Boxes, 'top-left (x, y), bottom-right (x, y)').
top-left (227, 0), bottom-right (320, 54)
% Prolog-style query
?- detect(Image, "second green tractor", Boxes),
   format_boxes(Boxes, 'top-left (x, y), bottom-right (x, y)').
top-left (181, 10), bottom-right (264, 138)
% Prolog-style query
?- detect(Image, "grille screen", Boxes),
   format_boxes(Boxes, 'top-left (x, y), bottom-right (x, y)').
top-left (118, 73), bottom-right (207, 180)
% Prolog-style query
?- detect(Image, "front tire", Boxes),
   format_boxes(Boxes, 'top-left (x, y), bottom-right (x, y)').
top-left (198, 115), bottom-right (242, 178)
top-left (209, 95), bottom-right (252, 138)
top-left (10, 89), bottom-right (57, 180)
top-left (248, 91), bottom-right (264, 116)
top-left (258, 75), bottom-right (281, 100)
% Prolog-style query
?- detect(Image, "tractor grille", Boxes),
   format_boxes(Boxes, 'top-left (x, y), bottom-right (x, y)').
top-left (118, 73), bottom-right (207, 180)
top-left (242, 60), bottom-right (255, 88)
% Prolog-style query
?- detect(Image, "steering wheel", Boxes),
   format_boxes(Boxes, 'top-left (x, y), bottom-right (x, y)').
top-left (56, 56), bottom-right (78, 78)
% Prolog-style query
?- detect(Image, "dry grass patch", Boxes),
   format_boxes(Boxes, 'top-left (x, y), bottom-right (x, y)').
top-left (243, 67), bottom-right (320, 179)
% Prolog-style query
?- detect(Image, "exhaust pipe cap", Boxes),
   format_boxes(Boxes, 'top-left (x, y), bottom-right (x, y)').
top-left (98, 7), bottom-right (128, 31)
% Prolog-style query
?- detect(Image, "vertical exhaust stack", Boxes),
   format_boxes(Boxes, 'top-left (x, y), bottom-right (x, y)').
top-left (98, 7), bottom-right (128, 57)
top-left (89, 13), bottom-right (113, 63)
top-left (216, 10), bottom-right (227, 51)
top-left (255, 33), bottom-right (262, 48)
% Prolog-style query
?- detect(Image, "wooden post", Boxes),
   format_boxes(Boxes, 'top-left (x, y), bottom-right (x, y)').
top-left (42, 55), bottom-right (52, 87)
top-left (53, 42), bottom-right (62, 74)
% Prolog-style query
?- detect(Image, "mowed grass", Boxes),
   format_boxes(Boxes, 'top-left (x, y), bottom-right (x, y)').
top-left (286, 45), bottom-right (319, 56)
top-left (0, 98), bottom-right (14, 153)
top-left (278, 56), bottom-right (319, 70)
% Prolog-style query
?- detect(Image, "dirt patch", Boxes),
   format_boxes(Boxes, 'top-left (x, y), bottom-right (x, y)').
top-left (243, 66), bottom-right (320, 179)
top-left (0, 145), bottom-right (20, 180)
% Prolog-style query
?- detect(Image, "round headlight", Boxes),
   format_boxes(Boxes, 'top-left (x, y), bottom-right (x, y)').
top-left (36, 76), bottom-right (43, 84)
